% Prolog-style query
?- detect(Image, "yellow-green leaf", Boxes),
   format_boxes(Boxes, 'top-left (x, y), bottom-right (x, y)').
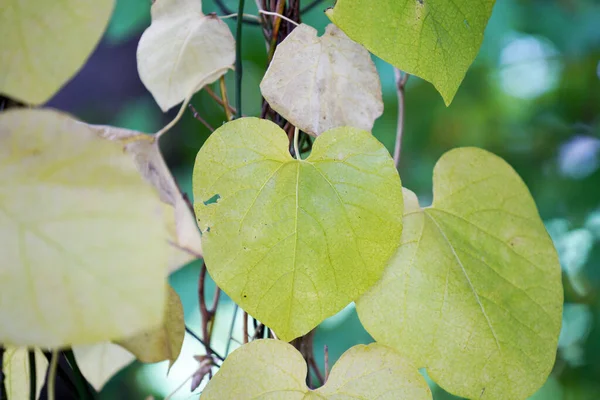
top-left (193, 118), bottom-right (403, 341)
top-left (201, 340), bottom-right (432, 399)
top-left (2, 347), bottom-right (48, 400)
top-left (117, 285), bottom-right (185, 366)
top-left (137, 0), bottom-right (235, 112)
top-left (0, 109), bottom-right (170, 347)
top-left (72, 342), bottom-right (135, 391)
top-left (357, 148), bottom-right (563, 399)
top-left (0, 0), bottom-right (115, 104)
top-left (260, 23), bottom-right (383, 136)
top-left (326, 0), bottom-right (496, 105)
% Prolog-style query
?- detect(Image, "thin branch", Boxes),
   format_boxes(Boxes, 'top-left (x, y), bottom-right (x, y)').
top-left (188, 104), bottom-right (215, 131)
top-left (199, 262), bottom-right (221, 357)
top-left (308, 356), bottom-right (324, 387)
top-left (300, 0), bottom-right (326, 14)
top-left (243, 312), bottom-right (249, 344)
top-left (219, 76), bottom-right (233, 121)
top-left (293, 126), bottom-right (301, 159)
top-left (224, 305), bottom-right (239, 356)
top-left (393, 68), bottom-right (410, 168)
top-left (259, 10), bottom-right (299, 26)
top-left (167, 240), bottom-right (203, 259)
top-left (220, 13), bottom-right (261, 23)
top-left (266, 0), bottom-right (287, 62)
top-left (204, 86), bottom-right (237, 115)
top-left (28, 351), bottom-right (36, 400)
top-left (64, 350), bottom-right (96, 400)
top-left (214, 0), bottom-right (260, 24)
top-left (185, 326), bottom-right (225, 362)
top-left (235, 0), bottom-right (246, 119)
top-left (324, 345), bottom-right (329, 383)
top-left (47, 351), bottom-right (59, 400)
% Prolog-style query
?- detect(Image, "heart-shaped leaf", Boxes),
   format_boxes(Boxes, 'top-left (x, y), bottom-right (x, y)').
top-left (357, 148), bottom-right (563, 399)
top-left (2, 347), bottom-right (48, 400)
top-left (0, 109), bottom-right (171, 347)
top-left (260, 23), bottom-right (383, 136)
top-left (0, 0), bottom-right (114, 104)
top-left (117, 285), bottom-right (185, 367)
top-left (137, 0), bottom-right (235, 112)
top-left (193, 118), bottom-right (403, 341)
top-left (201, 340), bottom-right (432, 399)
top-left (326, 0), bottom-right (496, 105)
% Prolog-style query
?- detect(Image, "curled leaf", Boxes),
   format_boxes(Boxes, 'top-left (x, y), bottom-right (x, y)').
top-left (117, 285), bottom-right (185, 367)
top-left (0, 109), bottom-right (170, 347)
top-left (260, 24), bottom-right (383, 136)
top-left (193, 117), bottom-right (403, 341)
top-left (137, 0), bottom-right (235, 111)
top-left (357, 148), bottom-right (563, 399)
top-left (201, 340), bottom-right (432, 399)
top-left (0, 0), bottom-right (114, 104)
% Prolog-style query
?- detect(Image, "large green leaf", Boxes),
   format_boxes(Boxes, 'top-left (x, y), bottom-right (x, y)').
top-left (0, 0), bottom-right (114, 104)
top-left (326, 0), bottom-right (496, 105)
top-left (201, 340), bottom-right (432, 399)
top-left (0, 109), bottom-right (170, 347)
top-left (193, 118), bottom-right (403, 341)
top-left (357, 148), bottom-right (563, 399)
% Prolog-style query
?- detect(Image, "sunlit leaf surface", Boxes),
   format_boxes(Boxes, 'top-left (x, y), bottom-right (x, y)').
top-left (193, 118), bottom-right (403, 341)
top-left (357, 148), bottom-right (563, 399)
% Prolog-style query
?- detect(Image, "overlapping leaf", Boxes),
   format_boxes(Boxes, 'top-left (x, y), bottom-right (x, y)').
top-left (0, 109), bottom-right (170, 347)
top-left (137, 0), bottom-right (235, 111)
top-left (73, 342), bottom-right (136, 391)
top-left (117, 285), bottom-right (185, 366)
top-left (326, 0), bottom-right (496, 105)
top-left (201, 340), bottom-right (431, 399)
top-left (193, 118), bottom-right (403, 341)
top-left (357, 148), bottom-right (563, 399)
top-left (2, 347), bottom-right (48, 400)
top-left (260, 24), bottom-right (383, 136)
top-left (0, 0), bottom-right (114, 104)
top-left (89, 124), bottom-right (203, 270)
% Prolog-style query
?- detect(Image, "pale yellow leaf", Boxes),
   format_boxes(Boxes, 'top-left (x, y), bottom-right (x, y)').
top-left (0, 0), bottom-right (115, 104)
top-left (0, 108), bottom-right (170, 347)
top-left (72, 342), bottom-right (135, 391)
top-left (201, 340), bottom-right (431, 399)
top-left (88, 124), bottom-right (203, 270)
top-left (117, 285), bottom-right (185, 367)
top-left (260, 24), bottom-right (383, 136)
top-left (2, 347), bottom-right (48, 400)
top-left (137, 0), bottom-right (235, 112)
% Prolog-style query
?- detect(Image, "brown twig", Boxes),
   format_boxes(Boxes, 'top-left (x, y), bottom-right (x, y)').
top-left (204, 86), bottom-right (237, 115)
top-left (219, 76), bottom-right (233, 121)
top-left (188, 104), bottom-right (215, 131)
top-left (243, 312), bottom-right (249, 344)
top-left (199, 262), bottom-right (221, 356)
top-left (324, 345), bottom-right (329, 383)
top-left (393, 68), bottom-right (410, 168)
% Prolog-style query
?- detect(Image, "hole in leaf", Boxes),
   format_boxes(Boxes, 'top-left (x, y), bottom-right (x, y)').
top-left (203, 194), bottom-right (221, 205)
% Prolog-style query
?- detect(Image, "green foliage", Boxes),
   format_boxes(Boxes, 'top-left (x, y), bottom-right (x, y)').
top-left (357, 148), bottom-right (563, 399)
top-left (193, 117), bottom-right (403, 341)
top-left (326, 0), bottom-right (496, 105)
top-left (0, 0), bottom-right (115, 104)
top-left (0, 0), bottom-right (571, 398)
top-left (201, 340), bottom-right (432, 399)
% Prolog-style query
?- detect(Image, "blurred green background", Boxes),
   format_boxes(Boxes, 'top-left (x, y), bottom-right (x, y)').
top-left (46, 0), bottom-right (600, 398)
